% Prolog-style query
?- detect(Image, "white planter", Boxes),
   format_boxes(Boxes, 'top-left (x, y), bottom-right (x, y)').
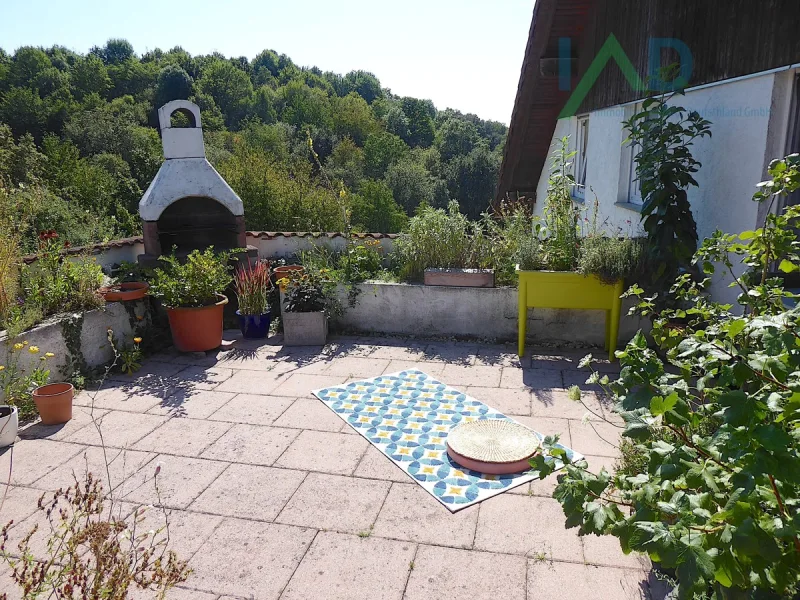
top-left (283, 311), bottom-right (328, 346)
top-left (0, 405), bottom-right (18, 448)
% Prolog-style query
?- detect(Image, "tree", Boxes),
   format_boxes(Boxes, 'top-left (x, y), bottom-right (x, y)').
top-left (252, 49), bottom-right (279, 78)
top-left (445, 145), bottom-right (499, 219)
top-left (71, 56), bottom-right (111, 99)
top-left (0, 87), bottom-right (48, 139)
top-left (326, 137), bottom-right (364, 191)
top-left (384, 158), bottom-right (436, 212)
top-left (435, 117), bottom-right (479, 162)
top-left (9, 47), bottom-right (51, 88)
top-left (384, 105), bottom-right (410, 140)
top-left (154, 64), bottom-right (193, 108)
top-left (351, 179), bottom-right (407, 233)
top-left (93, 38), bottom-right (135, 65)
top-left (343, 70), bottom-right (382, 103)
top-left (275, 80), bottom-right (331, 129)
top-left (400, 97), bottom-right (435, 147)
top-left (331, 93), bottom-right (379, 146)
top-left (197, 60), bottom-right (254, 125)
top-left (364, 131), bottom-right (408, 178)
top-left (250, 86), bottom-right (278, 124)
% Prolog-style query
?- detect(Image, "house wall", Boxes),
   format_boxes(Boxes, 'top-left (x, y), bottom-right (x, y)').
top-left (533, 70), bottom-right (793, 305)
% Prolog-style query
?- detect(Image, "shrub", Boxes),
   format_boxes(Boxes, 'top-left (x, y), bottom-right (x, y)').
top-left (532, 154), bottom-right (800, 599)
top-left (0, 340), bottom-right (53, 420)
top-left (393, 201), bottom-right (493, 280)
top-left (578, 236), bottom-right (648, 285)
top-left (150, 247), bottom-right (234, 308)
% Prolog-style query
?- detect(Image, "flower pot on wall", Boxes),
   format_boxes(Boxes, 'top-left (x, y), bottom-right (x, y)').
top-left (32, 383), bottom-right (74, 425)
top-left (166, 295), bottom-right (228, 353)
top-left (424, 268), bottom-right (495, 288)
top-left (0, 405), bottom-right (18, 447)
top-left (283, 311), bottom-right (328, 346)
top-left (99, 282), bottom-right (150, 302)
top-left (236, 310), bottom-right (271, 339)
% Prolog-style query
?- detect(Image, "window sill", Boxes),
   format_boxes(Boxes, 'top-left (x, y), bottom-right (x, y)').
top-left (571, 195), bottom-right (586, 204)
top-left (614, 201), bottom-right (643, 213)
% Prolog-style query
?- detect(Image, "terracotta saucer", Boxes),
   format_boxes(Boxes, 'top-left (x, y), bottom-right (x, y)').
top-left (446, 419), bottom-right (540, 475)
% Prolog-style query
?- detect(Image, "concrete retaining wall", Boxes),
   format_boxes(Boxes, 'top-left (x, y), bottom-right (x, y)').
top-left (332, 282), bottom-right (646, 346)
top-left (0, 301), bottom-right (148, 379)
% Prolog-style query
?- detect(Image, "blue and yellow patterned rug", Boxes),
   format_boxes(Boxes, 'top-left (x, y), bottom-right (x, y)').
top-left (312, 369), bottom-right (582, 512)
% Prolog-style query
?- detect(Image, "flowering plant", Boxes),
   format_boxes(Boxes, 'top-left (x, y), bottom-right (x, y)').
top-left (0, 340), bottom-right (53, 419)
top-left (279, 269), bottom-right (339, 315)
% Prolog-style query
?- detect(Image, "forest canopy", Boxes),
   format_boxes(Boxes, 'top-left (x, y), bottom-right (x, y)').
top-left (0, 40), bottom-right (507, 252)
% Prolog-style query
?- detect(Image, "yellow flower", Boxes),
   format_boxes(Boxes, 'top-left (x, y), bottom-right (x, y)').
top-left (23, 341), bottom-right (29, 346)
top-left (0, 365), bottom-right (5, 371)
top-left (12, 343), bottom-right (23, 351)
top-left (28, 346), bottom-right (40, 354)
top-left (133, 337), bottom-right (142, 344)
top-left (45, 352), bottom-right (55, 358)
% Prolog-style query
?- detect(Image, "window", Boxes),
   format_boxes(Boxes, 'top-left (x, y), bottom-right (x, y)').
top-left (620, 102), bottom-right (646, 207)
top-left (785, 73), bottom-right (800, 208)
top-left (627, 103), bottom-right (644, 205)
top-left (574, 115), bottom-right (589, 200)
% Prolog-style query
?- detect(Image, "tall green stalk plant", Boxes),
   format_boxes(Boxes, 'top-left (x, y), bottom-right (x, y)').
top-left (623, 95), bottom-right (711, 299)
top-left (542, 137), bottom-right (581, 271)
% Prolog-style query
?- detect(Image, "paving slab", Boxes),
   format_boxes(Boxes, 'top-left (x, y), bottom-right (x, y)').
top-left (206, 393), bottom-right (293, 425)
top-left (199, 423), bottom-right (300, 466)
top-left (274, 430), bottom-right (368, 475)
top-left (276, 473), bottom-right (390, 534)
top-left (439, 364), bottom-right (502, 387)
top-left (272, 397), bottom-right (345, 432)
top-left (474, 494), bottom-right (584, 561)
top-left (465, 386), bottom-right (533, 416)
top-left (132, 418), bottom-right (233, 457)
top-left (65, 411), bottom-right (168, 449)
top-left (568, 418), bottom-right (623, 457)
top-left (34, 446), bottom-right (155, 494)
top-left (372, 482), bottom-right (478, 548)
top-left (500, 368), bottom-right (563, 390)
top-left (146, 389), bottom-right (236, 419)
top-left (582, 530), bottom-right (651, 570)
top-left (269, 373), bottom-right (347, 397)
top-left (188, 518), bottom-right (315, 598)
top-left (1, 440), bottom-right (86, 485)
top-left (189, 463), bottom-right (305, 521)
top-left (171, 365), bottom-right (234, 390)
top-left (121, 455), bottom-right (229, 509)
top-left (530, 388), bottom-right (606, 421)
top-left (74, 383), bottom-right (167, 413)
top-left (214, 369), bottom-right (287, 395)
top-left (17, 405), bottom-right (107, 441)
top-left (527, 559), bottom-right (666, 600)
top-left (353, 446), bottom-right (414, 483)
top-left (405, 544), bottom-right (527, 600)
top-left (281, 531), bottom-right (415, 600)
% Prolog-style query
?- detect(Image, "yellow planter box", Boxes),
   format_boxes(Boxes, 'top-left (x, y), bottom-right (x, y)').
top-left (517, 269), bottom-right (623, 360)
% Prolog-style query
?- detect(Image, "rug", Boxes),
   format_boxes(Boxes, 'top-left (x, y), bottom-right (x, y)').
top-left (312, 369), bottom-right (583, 512)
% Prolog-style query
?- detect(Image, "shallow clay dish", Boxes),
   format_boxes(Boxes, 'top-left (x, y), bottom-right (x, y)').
top-left (446, 419), bottom-right (540, 475)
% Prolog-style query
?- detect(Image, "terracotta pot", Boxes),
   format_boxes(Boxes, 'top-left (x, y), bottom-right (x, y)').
top-left (166, 294), bottom-right (228, 353)
top-left (32, 383), bottom-right (74, 426)
top-left (99, 282), bottom-right (150, 302)
top-left (273, 265), bottom-right (305, 277)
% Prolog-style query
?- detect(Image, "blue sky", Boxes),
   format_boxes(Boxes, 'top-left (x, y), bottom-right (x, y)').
top-left (0, 0), bottom-right (534, 124)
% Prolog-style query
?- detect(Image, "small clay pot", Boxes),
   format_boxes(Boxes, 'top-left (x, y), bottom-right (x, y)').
top-left (99, 282), bottom-right (150, 302)
top-left (32, 383), bottom-right (74, 425)
top-left (166, 294), bottom-right (228, 353)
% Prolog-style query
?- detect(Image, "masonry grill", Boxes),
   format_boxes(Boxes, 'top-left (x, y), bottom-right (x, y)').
top-left (138, 100), bottom-right (251, 265)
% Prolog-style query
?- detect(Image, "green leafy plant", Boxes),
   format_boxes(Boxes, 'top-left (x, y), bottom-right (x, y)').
top-left (540, 136), bottom-right (581, 271)
top-left (150, 247), bottom-right (234, 308)
top-left (578, 236), bottom-right (648, 285)
top-left (624, 94), bottom-right (712, 298)
top-left (0, 340), bottom-right (53, 420)
top-left (533, 154), bottom-right (800, 600)
top-left (393, 201), bottom-right (494, 280)
top-left (111, 334), bottom-right (143, 376)
top-left (280, 270), bottom-right (337, 314)
top-left (234, 259), bottom-right (272, 316)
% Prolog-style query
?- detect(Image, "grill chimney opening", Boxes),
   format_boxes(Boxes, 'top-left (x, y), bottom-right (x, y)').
top-left (157, 196), bottom-right (239, 256)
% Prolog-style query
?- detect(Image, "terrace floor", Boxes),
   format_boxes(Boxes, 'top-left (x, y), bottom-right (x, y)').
top-left (0, 334), bottom-right (667, 600)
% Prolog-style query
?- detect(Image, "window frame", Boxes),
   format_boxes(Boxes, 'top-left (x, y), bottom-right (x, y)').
top-left (573, 114), bottom-right (589, 201)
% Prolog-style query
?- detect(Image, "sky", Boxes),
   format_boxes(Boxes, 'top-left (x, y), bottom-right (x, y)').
top-left (0, 0), bottom-right (534, 124)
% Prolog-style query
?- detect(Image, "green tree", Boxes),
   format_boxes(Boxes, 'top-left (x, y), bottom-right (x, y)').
top-left (9, 47), bottom-right (51, 88)
top-left (351, 179), bottom-right (407, 233)
top-left (71, 56), bottom-right (111, 99)
top-left (445, 145), bottom-right (500, 219)
top-left (400, 97), bottom-right (435, 148)
top-left (276, 80), bottom-right (331, 129)
top-left (343, 70), bottom-right (382, 103)
top-left (326, 137), bottom-right (364, 190)
top-left (435, 117), bottom-right (479, 161)
top-left (385, 158), bottom-right (436, 212)
top-left (197, 60), bottom-right (254, 125)
top-left (0, 87), bottom-right (48, 139)
top-left (331, 92), bottom-right (379, 146)
top-left (252, 49), bottom-right (279, 78)
top-left (154, 64), bottom-right (193, 108)
top-left (364, 131), bottom-right (408, 178)
top-left (93, 38), bottom-right (135, 65)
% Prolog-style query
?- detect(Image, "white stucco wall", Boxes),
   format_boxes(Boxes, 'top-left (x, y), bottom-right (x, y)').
top-left (533, 70), bottom-right (791, 304)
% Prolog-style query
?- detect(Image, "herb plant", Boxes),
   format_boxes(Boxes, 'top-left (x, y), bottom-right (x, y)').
top-left (150, 247), bottom-right (234, 309)
top-left (532, 154), bottom-right (800, 600)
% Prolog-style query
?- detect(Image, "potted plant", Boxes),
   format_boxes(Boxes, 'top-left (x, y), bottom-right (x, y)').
top-left (99, 261), bottom-right (152, 302)
top-left (516, 138), bottom-right (646, 360)
top-left (150, 247), bottom-right (234, 353)
top-left (279, 271), bottom-right (331, 346)
top-left (0, 341), bottom-right (58, 431)
top-left (235, 260), bottom-right (272, 339)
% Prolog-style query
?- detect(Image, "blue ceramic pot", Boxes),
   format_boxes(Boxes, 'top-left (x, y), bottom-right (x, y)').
top-left (236, 310), bottom-right (271, 339)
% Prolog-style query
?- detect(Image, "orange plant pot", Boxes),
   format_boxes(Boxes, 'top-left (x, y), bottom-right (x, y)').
top-left (166, 295), bottom-right (228, 353)
top-left (32, 383), bottom-right (74, 425)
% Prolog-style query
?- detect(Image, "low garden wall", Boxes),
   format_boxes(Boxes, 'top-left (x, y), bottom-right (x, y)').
top-left (332, 282), bottom-right (647, 346)
top-left (0, 301), bottom-right (150, 379)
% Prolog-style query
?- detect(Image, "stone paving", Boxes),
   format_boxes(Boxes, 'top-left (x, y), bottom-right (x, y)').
top-left (0, 334), bottom-right (668, 599)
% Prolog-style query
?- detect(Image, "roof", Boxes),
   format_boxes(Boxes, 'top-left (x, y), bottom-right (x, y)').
top-left (497, 0), bottom-right (800, 204)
